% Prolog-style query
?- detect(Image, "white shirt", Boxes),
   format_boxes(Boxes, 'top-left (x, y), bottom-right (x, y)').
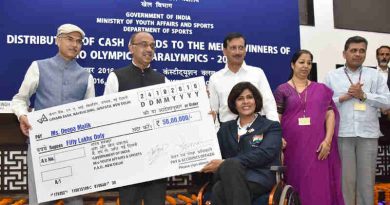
top-left (208, 62), bottom-right (278, 122)
top-left (104, 72), bottom-right (121, 95)
top-left (11, 61), bottom-right (95, 119)
top-left (324, 66), bottom-right (390, 138)
top-left (377, 66), bottom-right (389, 83)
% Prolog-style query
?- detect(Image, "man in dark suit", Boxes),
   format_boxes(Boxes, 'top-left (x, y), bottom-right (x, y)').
top-left (376, 45), bottom-right (390, 145)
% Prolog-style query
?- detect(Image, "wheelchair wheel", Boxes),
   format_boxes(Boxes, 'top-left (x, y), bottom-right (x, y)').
top-left (268, 182), bottom-right (301, 205)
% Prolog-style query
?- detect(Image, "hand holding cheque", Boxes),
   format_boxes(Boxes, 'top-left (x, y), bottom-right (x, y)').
top-left (27, 77), bottom-right (221, 203)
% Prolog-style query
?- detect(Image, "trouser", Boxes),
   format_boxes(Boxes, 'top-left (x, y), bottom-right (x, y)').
top-left (118, 178), bottom-right (167, 205)
top-left (28, 146), bottom-right (83, 205)
top-left (338, 137), bottom-right (378, 205)
top-left (211, 159), bottom-right (269, 205)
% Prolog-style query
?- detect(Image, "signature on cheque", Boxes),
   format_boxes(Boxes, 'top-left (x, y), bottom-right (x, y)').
top-left (147, 144), bottom-right (169, 165)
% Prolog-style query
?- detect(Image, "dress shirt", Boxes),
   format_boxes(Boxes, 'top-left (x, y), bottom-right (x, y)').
top-left (208, 62), bottom-right (278, 122)
top-left (324, 66), bottom-right (390, 138)
top-left (104, 70), bottom-right (121, 95)
top-left (377, 66), bottom-right (389, 83)
top-left (12, 61), bottom-right (95, 119)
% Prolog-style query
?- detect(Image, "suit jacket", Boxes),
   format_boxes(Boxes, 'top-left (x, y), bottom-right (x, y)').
top-left (387, 67), bottom-right (390, 90)
top-left (217, 115), bottom-right (282, 190)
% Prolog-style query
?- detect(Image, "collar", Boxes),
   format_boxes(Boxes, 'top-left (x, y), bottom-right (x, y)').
top-left (131, 61), bottom-right (151, 72)
top-left (344, 65), bottom-right (362, 73)
top-left (222, 61), bottom-right (247, 75)
top-left (377, 66), bottom-right (389, 73)
top-left (54, 53), bottom-right (77, 68)
top-left (237, 113), bottom-right (258, 136)
top-left (132, 60), bottom-right (150, 68)
top-left (237, 113), bottom-right (258, 129)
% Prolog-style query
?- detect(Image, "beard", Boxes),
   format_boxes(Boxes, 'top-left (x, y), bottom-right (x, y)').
top-left (379, 59), bottom-right (389, 67)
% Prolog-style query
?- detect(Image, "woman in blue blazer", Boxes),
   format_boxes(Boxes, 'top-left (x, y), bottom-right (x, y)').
top-left (201, 81), bottom-right (282, 205)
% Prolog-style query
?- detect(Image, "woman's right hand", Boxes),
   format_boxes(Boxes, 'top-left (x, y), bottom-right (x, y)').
top-left (316, 140), bottom-right (331, 160)
top-left (282, 138), bottom-right (287, 149)
top-left (200, 159), bottom-right (224, 173)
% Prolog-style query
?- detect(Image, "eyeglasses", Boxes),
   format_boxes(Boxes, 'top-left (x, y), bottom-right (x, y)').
top-left (58, 35), bottom-right (83, 46)
top-left (132, 41), bottom-right (156, 50)
top-left (227, 45), bottom-right (245, 52)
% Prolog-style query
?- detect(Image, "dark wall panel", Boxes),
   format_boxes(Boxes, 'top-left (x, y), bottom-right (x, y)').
top-left (334, 0), bottom-right (390, 33)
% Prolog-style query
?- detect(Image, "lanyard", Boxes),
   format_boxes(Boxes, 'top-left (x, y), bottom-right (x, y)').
top-left (344, 67), bottom-right (362, 85)
top-left (291, 79), bottom-right (308, 117)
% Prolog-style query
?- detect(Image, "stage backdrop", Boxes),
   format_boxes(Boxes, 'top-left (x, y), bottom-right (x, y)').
top-left (0, 0), bottom-right (300, 101)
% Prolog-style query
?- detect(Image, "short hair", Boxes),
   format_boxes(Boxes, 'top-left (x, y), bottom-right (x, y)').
top-left (344, 36), bottom-right (368, 51)
top-left (227, 82), bottom-right (263, 115)
top-left (376, 45), bottom-right (390, 55)
top-left (289, 49), bottom-right (313, 80)
top-left (223, 32), bottom-right (246, 49)
top-left (128, 32), bottom-right (153, 45)
top-left (128, 32), bottom-right (141, 45)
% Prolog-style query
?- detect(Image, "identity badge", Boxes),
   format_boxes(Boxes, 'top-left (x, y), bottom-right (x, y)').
top-left (298, 117), bottom-right (311, 126)
top-left (354, 102), bottom-right (366, 111)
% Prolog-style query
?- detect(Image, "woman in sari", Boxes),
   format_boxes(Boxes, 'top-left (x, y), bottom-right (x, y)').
top-left (274, 50), bottom-right (344, 205)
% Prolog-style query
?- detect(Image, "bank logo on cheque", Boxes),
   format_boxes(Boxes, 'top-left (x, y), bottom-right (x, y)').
top-left (37, 114), bottom-right (48, 124)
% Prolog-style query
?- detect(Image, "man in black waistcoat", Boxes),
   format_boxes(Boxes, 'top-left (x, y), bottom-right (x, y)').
top-left (104, 32), bottom-right (167, 205)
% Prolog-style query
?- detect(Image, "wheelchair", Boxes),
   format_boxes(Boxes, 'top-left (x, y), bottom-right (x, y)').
top-left (196, 166), bottom-right (301, 205)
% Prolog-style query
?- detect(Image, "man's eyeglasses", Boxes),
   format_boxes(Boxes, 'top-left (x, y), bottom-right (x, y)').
top-left (132, 41), bottom-right (156, 50)
top-left (227, 45), bottom-right (245, 52)
top-left (58, 35), bottom-right (83, 46)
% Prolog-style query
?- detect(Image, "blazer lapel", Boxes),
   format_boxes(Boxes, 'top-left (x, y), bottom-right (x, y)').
top-left (387, 67), bottom-right (390, 90)
top-left (228, 121), bottom-right (238, 142)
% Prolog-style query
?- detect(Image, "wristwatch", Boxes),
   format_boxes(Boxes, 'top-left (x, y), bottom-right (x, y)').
top-left (361, 92), bottom-right (367, 102)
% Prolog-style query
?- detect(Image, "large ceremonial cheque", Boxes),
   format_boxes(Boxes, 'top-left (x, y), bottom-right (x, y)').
top-left (28, 77), bottom-right (221, 203)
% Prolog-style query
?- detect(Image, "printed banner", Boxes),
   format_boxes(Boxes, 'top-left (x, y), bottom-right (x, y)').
top-left (0, 0), bottom-right (300, 99)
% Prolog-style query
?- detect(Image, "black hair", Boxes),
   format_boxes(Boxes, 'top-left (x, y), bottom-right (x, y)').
top-left (223, 32), bottom-right (246, 49)
top-left (344, 36), bottom-right (368, 51)
top-left (288, 49), bottom-right (313, 80)
top-left (227, 82), bottom-right (263, 115)
top-left (376, 45), bottom-right (390, 56)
